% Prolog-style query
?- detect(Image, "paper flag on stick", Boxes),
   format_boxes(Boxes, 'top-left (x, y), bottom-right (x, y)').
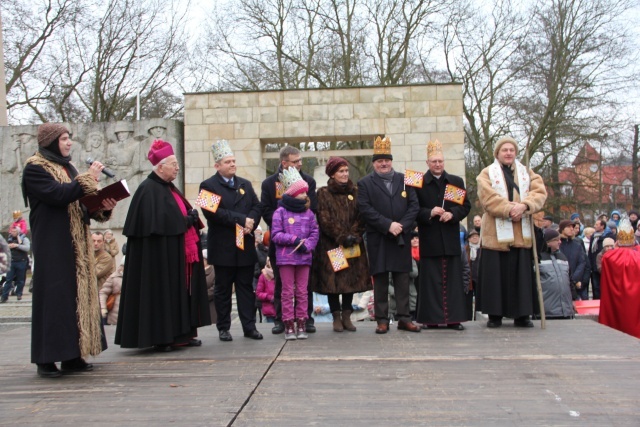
top-left (341, 245), bottom-right (361, 259)
top-left (195, 189), bottom-right (222, 213)
top-left (275, 182), bottom-right (285, 199)
top-left (443, 184), bottom-right (466, 205)
top-left (404, 170), bottom-right (424, 188)
top-left (235, 224), bottom-right (245, 250)
top-left (327, 247), bottom-right (349, 272)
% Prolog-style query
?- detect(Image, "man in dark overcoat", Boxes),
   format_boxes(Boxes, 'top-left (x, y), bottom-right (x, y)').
top-left (357, 136), bottom-right (421, 334)
top-left (415, 140), bottom-right (471, 330)
top-left (200, 140), bottom-right (263, 341)
top-left (260, 146), bottom-right (317, 334)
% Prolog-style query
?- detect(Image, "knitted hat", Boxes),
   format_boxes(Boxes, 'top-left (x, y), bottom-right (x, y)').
top-left (211, 139), bottom-right (234, 163)
top-left (543, 215), bottom-right (553, 222)
top-left (543, 228), bottom-right (560, 242)
top-left (617, 218), bottom-right (635, 246)
top-left (602, 237), bottom-right (615, 248)
top-left (372, 136), bottom-right (392, 161)
top-left (37, 123), bottom-right (70, 148)
top-left (279, 166), bottom-right (309, 197)
top-left (468, 230), bottom-right (479, 237)
top-left (325, 156), bottom-right (348, 177)
top-left (607, 220), bottom-right (617, 230)
top-left (147, 139), bottom-right (174, 165)
top-left (558, 220), bottom-right (574, 233)
top-left (493, 136), bottom-right (518, 158)
top-left (570, 213), bottom-right (580, 221)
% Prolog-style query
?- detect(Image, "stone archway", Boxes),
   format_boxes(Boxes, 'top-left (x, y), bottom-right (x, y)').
top-left (183, 84), bottom-right (463, 201)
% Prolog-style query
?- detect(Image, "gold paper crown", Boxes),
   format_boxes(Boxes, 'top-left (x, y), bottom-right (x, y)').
top-left (373, 136), bottom-right (391, 155)
top-left (427, 139), bottom-right (443, 159)
top-left (211, 139), bottom-right (234, 162)
top-left (617, 218), bottom-right (635, 246)
top-left (279, 166), bottom-right (304, 190)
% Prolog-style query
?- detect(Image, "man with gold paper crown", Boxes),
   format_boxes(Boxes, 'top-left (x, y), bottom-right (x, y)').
top-left (599, 218), bottom-right (640, 339)
top-left (199, 140), bottom-right (263, 342)
top-left (357, 136), bottom-right (421, 334)
top-left (415, 140), bottom-right (471, 330)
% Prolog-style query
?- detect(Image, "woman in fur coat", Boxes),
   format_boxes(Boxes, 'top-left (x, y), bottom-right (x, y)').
top-left (310, 157), bottom-right (372, 332)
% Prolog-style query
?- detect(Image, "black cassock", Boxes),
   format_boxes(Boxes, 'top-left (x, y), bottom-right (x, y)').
top-left (415, 171), bottom-right (471, 325)
top-left (115, 172), bottom-right (211, 348)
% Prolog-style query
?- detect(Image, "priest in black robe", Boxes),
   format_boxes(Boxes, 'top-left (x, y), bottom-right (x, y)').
top-left (115, 140), bottom-right (211, 351)
top-left (415, 140), bottom-right (471, 330)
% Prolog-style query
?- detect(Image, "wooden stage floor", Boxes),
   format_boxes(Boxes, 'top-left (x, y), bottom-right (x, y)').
top-left (0, 319), bottom-right (638, 426)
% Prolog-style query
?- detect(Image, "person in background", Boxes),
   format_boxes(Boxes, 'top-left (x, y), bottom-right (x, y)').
top-left (472, 215), bottom-right (482, 233)
top-left (541, 215), bottom-right (554, 230)
top-left (311, 157), bottom-right (371, 333)
top-left (539, 229), bottom-right (575, 319)
top-left (11, 210), bottom-right (28, 235)
top-left (202, 249), bottom-right (217, 325)
top-left (595, 238), bottom-right (615, 273)
top-left (636, 222), bottom-right (640, 245)
top-left (629, 210), bottom-right (639, 231)
top-left (465, 229), bottom-right (480, 320)
top-left (610, 210), bottom-right (621, 227)
top-left (311, 292), bottom-right (332, 323)
top-left (1, 226), bottom-right (30, 302)
top-left (255, 258), bottom-right (276, 323)
top-left (92, 231), bottom-right (114, 291)
top-left (558, 220), bottom-right (586, 301)
top-left (99, 257), bottom-right (124, 325)
top-left (23, 122), bottom-right (116, 378)
top-left (103, 229), bottom-right (119, 269)
top-left (588, 218), bottom-right (614, 300)
top-left (570, 213), bottom-right (584, 237)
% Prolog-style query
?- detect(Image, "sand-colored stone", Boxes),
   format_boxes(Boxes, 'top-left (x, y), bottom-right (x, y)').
top-left (203, 108), bottom-right (228, 124)
top-left (353, 103), bottom-right (380, 119)
top-left (185, 94), bottom-right (208, 109)
top-left (385, 118), bottom-right (411, 135)
top-left (437, 85), bottom-right (462, 101)
top-left (411, 117), bottom-right (438, 133)
top-left (254, 107), bottom-right (278, 123)
top-left (259, 91), bottom-right (284, 107)
top-left (410, 86), bottom-right (438, 101)
top-left (309, 121), bottom-right (335, 138)
top-left (283, 121), bottom-right (310, 139)
top-left (259, 122), bottom-right (284, 139)
top-left (333, 104), bottom-right (354, 120)
top-left (283, 90), bottom-right (309, 106)
top-left (227, 108), bottom-right (254, 123)
top-left (234, 123), bottom-right (260, 139)
top-left (430, 100), bottom-right (463, 117)
top-left (209, 93), bottom-right (234, 109)
top-left (359, 87), bottom-right (385, 103)
top-left (308, 89), bottom-right (334, 105)
top-left (360, 118), bottom-right (386, 136)
top-left (184, 166), bottom-right (204, 184)
top-left (278, 106), bottom-right (304, 122)
top-left (303, 105), bottom-right (333, 121)
top-left (405, 101), bottom-right (430, 118)
top-left (185, 151), bottom-right (211, 168)
top-left (385, 86), bottom-right (411, 102)
top-left (184, 109), bottom-right (203, 126)
top-left (436, 116), bottom-right (462, 133)
top-left (186, 125), bottom-right (209, 141)
top-left (333, 88), bottom-right (360, 104)
top-left (234, 92), bottom-right (260, 108)
top-left (334, 120), bottom-right (361, 139)
top-left (379, 102), bottom-right (404, 118)
top-left (209, 124), bottom-right (235, 140)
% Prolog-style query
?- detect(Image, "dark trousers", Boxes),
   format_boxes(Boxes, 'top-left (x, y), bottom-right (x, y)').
top-left (2, 260), bottom-right (28, 299)
top-left (269, 244), bottom-right (314, 324)
top-left (591, 272), bottom-right (601, 300)
top-left (328, 293), bottom-right (354, 312)
top-left (213, 265), bottom-right (257, 333)
top-left (373, 272), bottom-right (410, 323)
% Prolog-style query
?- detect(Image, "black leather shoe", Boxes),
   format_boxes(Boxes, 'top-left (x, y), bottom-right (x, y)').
top-left (305, 319), bottom-right (316, 333)
top-left (187, 339), bottom-right (202, 347)
top-left (271, 321), bottom-right (285, 335)
top-left (514, 317), bottom-right (534, 328)
top-left (153, 344), bottom-right (174, 352)
top-left (219, 330), bottom-right (233, 341)
top-left (447, 323), bottom-right (464, 331)
top-left (487, 320), bottom-right (502, 328)
top-left (243, 330), bottom-right (263, 340)
top-left (61, 358), bottom-right (93, 373)
top-left (37, 363), bottom-right (61, 378)
top-left (422, 324), bottom-right (439, 329)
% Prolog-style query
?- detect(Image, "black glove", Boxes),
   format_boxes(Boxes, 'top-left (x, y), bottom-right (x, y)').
top-left (343, 235), bottom-right (357, 248)
top-left (298, 244), bottom-right (308, 253)
top-left (185, 209), bottom-right (199, 227)
top-left (293, 237), bottom-right (302, 247)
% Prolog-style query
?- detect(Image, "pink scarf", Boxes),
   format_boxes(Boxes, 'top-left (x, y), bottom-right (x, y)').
top-left (171, 189), bottom-right (200, 293)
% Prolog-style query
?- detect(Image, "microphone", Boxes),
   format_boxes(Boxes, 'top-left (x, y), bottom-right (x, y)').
top-left (85, 157), bottom-right (116, 178)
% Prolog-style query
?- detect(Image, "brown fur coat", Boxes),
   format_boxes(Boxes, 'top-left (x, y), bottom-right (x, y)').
top-left (310, 179), bottom-right (372, 295)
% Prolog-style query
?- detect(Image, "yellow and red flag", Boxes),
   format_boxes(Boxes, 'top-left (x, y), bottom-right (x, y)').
top-left (443, 184), bottom-right (466, 205)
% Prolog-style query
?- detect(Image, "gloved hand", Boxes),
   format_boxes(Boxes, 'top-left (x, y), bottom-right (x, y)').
top-left (188, 209), bottom-right (199, 226)
top-left (298, 244), bottom-right (308, 253)
top-left (293, 237), bottom-right (302, 247)
top-left (343, 235), bottom-right (357, 247)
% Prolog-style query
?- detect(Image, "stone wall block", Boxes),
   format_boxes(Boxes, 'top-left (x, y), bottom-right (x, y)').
top-left (184, 166), bottom-right (204, 184)
top-left (283, 121), bottom-right (310, 139)
top-left (385, 86), bottom-right (411, 101)
top-left (209, 124), bottom-right (235, 140)
top-left (309, 121), bottom-right (335, 138)
top-left (233, 138), bottom-right (261, 151)
top-left (411, 117), bottom-right (438, 133)
top-left (308, 89), bottom-right (333, 104)
top-left (208, 93), bottom-right (234, 108)
top-left (259, 122), bottom-right (284, 139)
top-left (405, 101), bottom-right (429, 117)
top-left (353, 103), bottom-right (380, 119)
top-left (234, 123), bottom-right (260, 139)
top-left (334, 88), bottom-right (360, 104)
top-left (234, 149), bottom-right (262, 167)
top-left (385, 118), bottom-right (411, 134)
top-left (234, 92), bottom-right (259, 108)
top-left (203, 108), bottom-right (228, 124)
top-left (436, 85), bottom-right (463, 101)
top-left (379, 102), bottom-right (404, 118)
top-left (186, 125), bottom-right (209, 141)
top-left (283, 90), bottom-right (309, 106)
top-left (436, 116), bottom-right (463, 132)
top-left (184, 109), bottom-right (203, 125)
top-left (259, 92), bottom-right (284, 107)
top-left (360, 118), bottom-right (386, 135)
top-left (254, 107), bottom-right (278, 123)
top-left (430, 100), bottom-right (462, 117)
top-left (185, 94), bottom-right (208, 109)
top-left (303, 105), bottom-right (333, 121)
top-left (334, 120), bottom-right (361, 139)
top-left (278, 106), bottom-right (304, 122)
top-left (410, 86), bottom-right (438, 101)
top-left (359, 87), bottom-right (385, 103)
top-left (227, 107), bottom-right (253, 123)
top-left (185, 151), bottom-right (210, 168)
top-left (333, 104), bottom-right (354, 120)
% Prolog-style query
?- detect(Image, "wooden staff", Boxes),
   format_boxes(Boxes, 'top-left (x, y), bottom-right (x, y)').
top-left (524, 145), bottom-right (546, 329)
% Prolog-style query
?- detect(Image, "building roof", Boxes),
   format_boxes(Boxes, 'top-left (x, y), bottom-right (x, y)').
top-left (572, 143), bottom-right (601, 166)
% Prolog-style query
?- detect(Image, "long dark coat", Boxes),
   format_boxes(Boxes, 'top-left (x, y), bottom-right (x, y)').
top-left (200, 172), bottom-right (262, 267)
top-left (357, 171), bottom-right (419, 276)
top-left (310, 179), bottom-right (372, 295)
top-left (115, 173), bottom-right (211, 348)
top-left (23, 154), bottom-right (110, 364)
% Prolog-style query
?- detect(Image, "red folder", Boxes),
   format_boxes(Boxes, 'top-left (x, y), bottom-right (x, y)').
top-left (80, 179), bottom-right (130, 213)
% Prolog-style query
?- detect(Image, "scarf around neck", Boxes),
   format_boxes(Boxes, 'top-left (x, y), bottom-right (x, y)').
top-left (280, 194), bottom-right (308, 213)
top-left (488, 158), bottom-right (531, 244)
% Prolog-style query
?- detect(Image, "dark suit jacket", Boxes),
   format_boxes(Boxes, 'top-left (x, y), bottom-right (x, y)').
top-left (200, 173), bottom-right (262, 267)
top-left (357, 171), bottom-right (418, 276)
top-left (261, 166), bottom-right (317, 228)
top-left (415, 170), bottom-right (471, 257)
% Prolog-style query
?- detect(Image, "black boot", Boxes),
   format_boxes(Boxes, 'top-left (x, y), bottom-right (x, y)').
top-left (61, 357), bottom-right (93, 373)
top-left (271, 320), bottom-right (285, 334)
top-left (37, 363), bottom-right (61, 378)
